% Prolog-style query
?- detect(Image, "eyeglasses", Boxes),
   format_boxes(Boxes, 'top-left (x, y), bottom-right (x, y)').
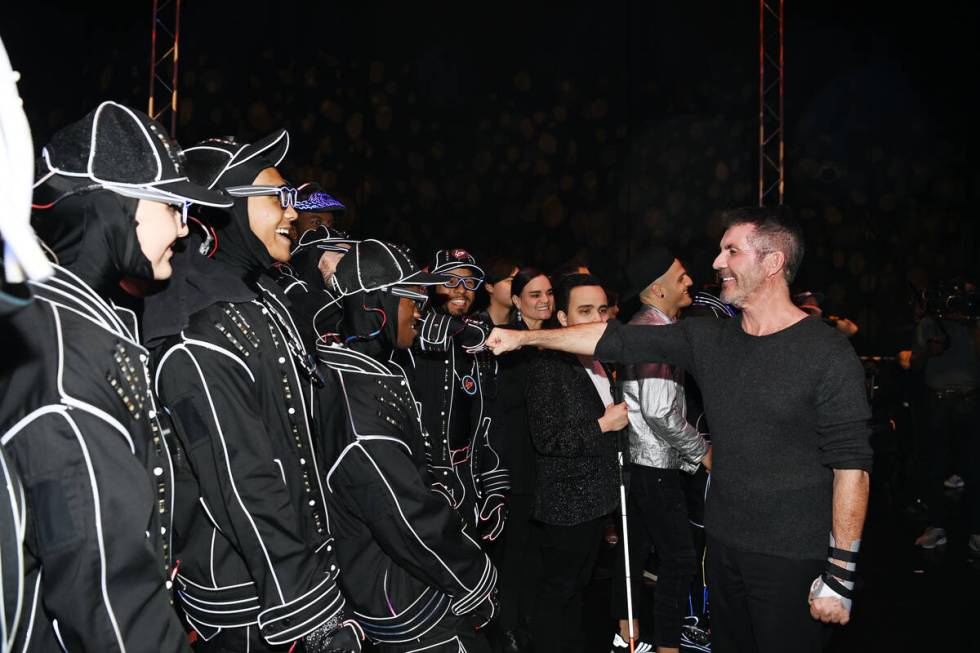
top-left (443, 275), bottom-right (483, 291)
top-left (389, 286), bottom-right (430, 312)
top-left (173, 201), bottom-right (189, 226)
top-left (225, 184), bottom-right (299, 209)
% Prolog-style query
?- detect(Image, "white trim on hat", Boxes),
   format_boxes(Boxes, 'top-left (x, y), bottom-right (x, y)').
top-left (184, 131), bottom-right (289, 189)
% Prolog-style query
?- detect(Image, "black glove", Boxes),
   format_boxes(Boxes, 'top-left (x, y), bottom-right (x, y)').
top-left (456, 318), bottom-right (491, 353)
top-left (418, 310), bottom-right (457, 352)
top-left (418, 311), bottom-right (491, 353)
top-left (470, 591), bottom-right (499, 631)
top-left (477, 494), bottom-right (507, 542)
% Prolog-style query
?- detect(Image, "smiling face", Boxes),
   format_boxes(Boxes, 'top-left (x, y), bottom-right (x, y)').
top-left (247, 167), bottom-right (298, 263)
top-left (134, 199), bottom-right (189, 280)
top-left (659, 258), bottom-right (694, 313)
top-left (513, 274), bottom-right (554, 324)
top-left (433, 267), bottom-right (476, 317)
top-left (712, 223), bottom-right (768, 308)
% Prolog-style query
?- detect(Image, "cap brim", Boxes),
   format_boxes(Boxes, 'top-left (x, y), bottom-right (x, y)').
top-left (401, 270), bottom-right (456, 286)
top-left (432, 263), bottom-right (484, 277)
top-left (295, 196), bottom-right (347, 213)
top-left (160, 177), bottom-right (233, 207)
top-left (314, 239), bottom-right (358, 252)
top-left (233, 129), bottom-right (289, 171)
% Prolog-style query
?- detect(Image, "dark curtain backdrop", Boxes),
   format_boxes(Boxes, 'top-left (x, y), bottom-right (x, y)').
top-left (3, 0), bottom-right (978, 351)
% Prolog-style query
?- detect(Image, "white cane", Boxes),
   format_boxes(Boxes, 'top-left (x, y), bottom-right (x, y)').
top-left (617, 442), bottom-right (637, 653)
top-left (604, 362), bottom-right (636, 653)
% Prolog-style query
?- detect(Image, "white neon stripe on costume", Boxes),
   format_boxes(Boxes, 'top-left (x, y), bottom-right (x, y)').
top-left (64, 411), bottom-right (128, 651)
top-left (173, 347), bottom-right (286, 603)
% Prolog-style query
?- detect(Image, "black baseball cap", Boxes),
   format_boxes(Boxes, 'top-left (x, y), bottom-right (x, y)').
top-left (291, 225), bottom-right (359, 256)
top-left (182, 130), bottom-right (290, 190)
top-left (34, 101), bottom-right (231, 209)
top-left (332, 239), bottom-right (453, 297)
top-left (429, 248), bottom-right (484, 278)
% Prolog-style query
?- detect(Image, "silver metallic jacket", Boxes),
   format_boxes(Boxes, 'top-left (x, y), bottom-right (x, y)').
top-left (621, 306), bottom-right (708, 473)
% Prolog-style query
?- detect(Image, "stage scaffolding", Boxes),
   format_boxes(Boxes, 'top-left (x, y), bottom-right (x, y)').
top-left (147, 0), bottom-right (181, 137)
top-left (759, 0), bottom-right (784, 206)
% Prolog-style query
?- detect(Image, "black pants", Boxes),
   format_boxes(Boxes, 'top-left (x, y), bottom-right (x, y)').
top-left (611, 466), bottom-right (697, 649)
top-left (495, 493), bottom-right (539, 633)
top-left (920, 390), bottom-right (980, 531)
top-left (705, 536), bottom-right (827, 653)
top-left (531, 517), bottom-right (605, 653)
top-left (377, 614), bottom-right (492, 653)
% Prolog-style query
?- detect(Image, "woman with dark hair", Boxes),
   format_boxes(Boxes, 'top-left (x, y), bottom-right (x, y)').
top-left (146, 131), bottom-right (357, 652)
top-left (476, 256), bottom-right (519, 327)
top-left (509, 267), bottom-right (554, 330)
top-left (492, 266), bottom-right (554, 652)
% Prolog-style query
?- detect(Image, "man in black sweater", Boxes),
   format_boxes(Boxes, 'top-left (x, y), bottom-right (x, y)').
top-left (487, 208), bottom-right (872, 653)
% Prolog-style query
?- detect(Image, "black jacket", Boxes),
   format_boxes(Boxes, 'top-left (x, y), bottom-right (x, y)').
top-left (525, 351), bottom-right (620, 526)
top-left (488, 323), bottom-right (537, 496)
top-left (0, 267), bottom-right (188, 652)
top-left (400, 342), bottom-right (509, 538)
top-left (316, 343), bottom-right (497, 645)
top-left (154, 278), bottom-right (345, 646)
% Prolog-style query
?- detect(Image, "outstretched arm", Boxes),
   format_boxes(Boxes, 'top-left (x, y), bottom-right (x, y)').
top-left (487, 322), bottom-right (608, 356)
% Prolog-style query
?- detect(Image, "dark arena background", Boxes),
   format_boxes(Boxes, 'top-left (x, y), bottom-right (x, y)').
top-left (2, 1), bottom-right (978, 651)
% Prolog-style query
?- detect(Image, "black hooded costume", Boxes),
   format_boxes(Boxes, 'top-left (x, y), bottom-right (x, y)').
top-left (314, 240), bottom-right (497, 653)
top-left (0, 101), bottom-right (219, 652)
top-left (146, 132), bottom-right (354, 651)
top-left (396, 254), bottom-right (508, 543)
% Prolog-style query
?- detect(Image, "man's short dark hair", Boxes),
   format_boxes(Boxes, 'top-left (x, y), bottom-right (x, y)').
top-left (555, 273), bottom-right (605, 314)
top-left (722, 206), bottom-right (805, 283)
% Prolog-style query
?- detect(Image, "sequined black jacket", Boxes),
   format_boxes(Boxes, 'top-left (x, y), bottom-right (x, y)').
top-left (316, 344), bottom-right (497, 645)
top-left (525, 351), bottom-right (621, 526)
top-left (0, 267), bottom-right (187, 652)
top-left (154, 279), bottom-right (345, 647)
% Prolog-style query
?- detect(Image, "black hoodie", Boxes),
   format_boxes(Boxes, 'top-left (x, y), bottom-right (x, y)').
top-left (149, 152), bottom-right (348, 648)
top-left (0, 188), bottom-right (190, 652)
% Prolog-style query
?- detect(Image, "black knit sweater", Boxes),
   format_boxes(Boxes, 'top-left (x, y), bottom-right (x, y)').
top-left (596, 316), bottom-right (872, 559)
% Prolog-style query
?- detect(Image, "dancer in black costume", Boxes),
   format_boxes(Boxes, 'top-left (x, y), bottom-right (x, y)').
top-left (316, 239), bottom-right (498, 653)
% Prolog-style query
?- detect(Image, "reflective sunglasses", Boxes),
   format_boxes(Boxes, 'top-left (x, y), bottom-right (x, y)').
top-left (225, 184), bottom-right (299, 209)
top-left (443, 275), bottom-right (483, 291)
top-left (389, 286), bottom-right (430, 312)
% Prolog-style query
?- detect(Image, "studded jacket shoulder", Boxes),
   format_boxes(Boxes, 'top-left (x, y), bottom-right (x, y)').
top-left (0, 266), bottom-right (188, 652)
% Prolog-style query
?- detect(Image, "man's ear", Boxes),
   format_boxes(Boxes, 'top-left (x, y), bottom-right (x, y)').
top-left (764, 250), bottom-right (786, 279)
top-left (484, 281), bottom-right (494, 295)
top-left (557, 310), bottom-right (568, 327)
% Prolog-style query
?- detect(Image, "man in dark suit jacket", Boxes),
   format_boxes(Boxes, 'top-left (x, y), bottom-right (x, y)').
top-left (525, 274), bottom-right (628, 653)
